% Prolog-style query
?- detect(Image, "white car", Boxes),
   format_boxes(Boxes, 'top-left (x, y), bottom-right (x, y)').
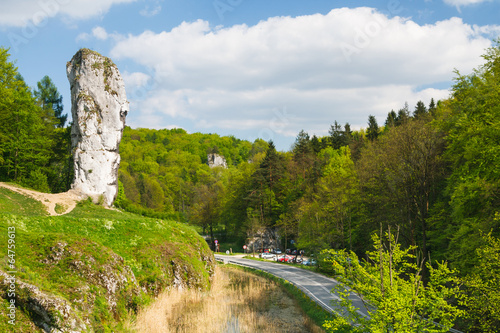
top-left (259, 252), bottom-right (276, 259)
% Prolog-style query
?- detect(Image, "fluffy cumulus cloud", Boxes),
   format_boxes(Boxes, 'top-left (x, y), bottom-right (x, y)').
top-left (109, 7), bottom-right (497, 147)
top-left (0, 0), bottom-right (136, 27)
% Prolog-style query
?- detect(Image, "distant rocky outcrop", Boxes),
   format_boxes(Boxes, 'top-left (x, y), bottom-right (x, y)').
top-left (207, 153), bottom-right (227, 168)
top-left (66, 48), bottom-right (129, 207)
top-left (246, 228), bottom-right (281, 252)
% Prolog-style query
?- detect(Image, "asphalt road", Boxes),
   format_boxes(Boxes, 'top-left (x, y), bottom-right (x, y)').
top-left (214, 254), bottom-right (370, 319)
top-left (215, 254), bottom-right (464, 333)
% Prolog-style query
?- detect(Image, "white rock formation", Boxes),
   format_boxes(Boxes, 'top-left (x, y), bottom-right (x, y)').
top-left (207, 153), bottom-right (228, 168)
top-left (67, 49), bottom-right (129, 207)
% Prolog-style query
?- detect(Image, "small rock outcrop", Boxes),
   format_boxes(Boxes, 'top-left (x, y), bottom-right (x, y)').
top-left (0, 270), bottom-right (88, 332)
top-left (67, 48), bottom-right (129, 206)
top-left (207, 153), bottom-right (227, 168)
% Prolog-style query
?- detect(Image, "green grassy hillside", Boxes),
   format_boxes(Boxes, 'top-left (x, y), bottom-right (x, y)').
top-left (0, 187), bottom-right (214, 332)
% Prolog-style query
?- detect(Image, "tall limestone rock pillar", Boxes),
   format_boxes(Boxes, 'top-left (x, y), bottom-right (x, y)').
top-left (66, 48), bottom-right (128, 206)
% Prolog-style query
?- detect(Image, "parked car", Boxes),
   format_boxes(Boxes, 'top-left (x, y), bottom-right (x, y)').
top-left (275, 255), bottom-right (294, 263)
top-left (302, 259), bottom-right (317, 266)
top-left (259, 252), bottom-right (276, 259)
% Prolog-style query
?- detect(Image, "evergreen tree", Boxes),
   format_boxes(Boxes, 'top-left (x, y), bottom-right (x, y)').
top-left (34, 75), bottom-right (67, 128)
top-left (247, 140), bottom-right (285, 227)
top-left (385, 110), bottom-right (397, 129)
top-left (395, 102), bottom-right (410, 126)
top-left (292, 130), bottom-right (314, 180)
top-left (428, 98), bottom-right (437, 116)
top-left (366, 115), bottom-right (379, 141)
top-left (413, 100), bottom-right (428, 119)
top-left (329, 121), bottom-right (343, 149)
top-left (342, 122), bottom-right (353, 146)
top-left (292, 130), bottom-right (312, 158)
top-left (311, 135), bottom-right (322, 154)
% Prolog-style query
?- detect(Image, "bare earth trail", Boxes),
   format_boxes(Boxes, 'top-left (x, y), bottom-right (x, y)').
top-left (0, 182), bottom-right (84, 216)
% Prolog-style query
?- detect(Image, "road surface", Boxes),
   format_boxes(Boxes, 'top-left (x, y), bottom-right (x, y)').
top-left (215, 254), bottom-right (464, 333)
top-left (214, 254), bottom-right (370, 318)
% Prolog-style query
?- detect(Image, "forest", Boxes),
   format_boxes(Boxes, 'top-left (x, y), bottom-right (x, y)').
top-left (1, 42), bottom-right (499, 332)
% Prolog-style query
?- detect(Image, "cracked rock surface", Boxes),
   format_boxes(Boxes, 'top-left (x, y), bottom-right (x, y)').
top-left (67, 48), bottom-right (129, 207)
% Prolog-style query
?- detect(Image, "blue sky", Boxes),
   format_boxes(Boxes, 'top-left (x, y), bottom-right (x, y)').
top-left (1, 0), bottom-right (499, 151)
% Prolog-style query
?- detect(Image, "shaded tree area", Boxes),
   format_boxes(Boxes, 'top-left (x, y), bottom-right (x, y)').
top-left (0, 47), bottom-right (71, 193)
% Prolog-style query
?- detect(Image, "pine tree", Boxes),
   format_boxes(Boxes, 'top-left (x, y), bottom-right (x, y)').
top-left (413, 100), bottom-right (428, 119)
top-left (366, 115), bottom-right (379, 141)
top-left (342, 123), bottom-right (353, 146)
top-left (34, 75), bottom-right (67, 128)
top-left (329, 121), bottom-right (343, 149)
top-left (311, 135), bottom-right (321, 154)
top-left (385, 110), bottom-right (397, 128)
top-left (395, 102), bottom-right (410, 126)
top-left (428, 98), bottom-right (437, 116)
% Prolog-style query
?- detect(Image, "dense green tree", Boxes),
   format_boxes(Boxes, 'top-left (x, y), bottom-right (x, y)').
top-left (295, 146), bottom-right (358, 253)
top-left (384, 110), bottom-right (397, 129)
top-left (323, 120), bottom-right (352, 149)
top-left (343, 123), bottom-right (353, 146)
top-left (459, 231), bottom-right (500, 332)
top-left (413, 100), bottom-right (428, 119)
top-left (357, 117), bottom-right (446, 270)
top-left (247, 141), bottom-right (285, 227)
top-left (190, 181), bottom-right (224, 249)
top-left (0, 48), bottom-right (55, 190)
top-left (324, 231), bottom-right (462, 333)
top-left (293, 130), bottom-right (312, 161)
top-left (366, 115), bottom-right (379, 141)
top-left (329, 121), bottom-right (345, 149)
top-left (396, 102), bottom-right (411, 126)
top-left (428, 98), bottom-right (437, 116)
top-left (311, 134), bottom-right (322, 154)
top-left (34, 75), bottom-right (67, 128)
top-left (436, 41), bottom-right (500, 273)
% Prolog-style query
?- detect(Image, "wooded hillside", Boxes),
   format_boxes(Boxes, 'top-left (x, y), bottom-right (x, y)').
top-left (1, 42), bottom-right (499, 331)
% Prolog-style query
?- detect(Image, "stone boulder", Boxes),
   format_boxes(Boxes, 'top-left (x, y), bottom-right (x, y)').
top-left (66, 49), bottom-right (129, 207)
top-left (207, 153), bottom-right (227, 168)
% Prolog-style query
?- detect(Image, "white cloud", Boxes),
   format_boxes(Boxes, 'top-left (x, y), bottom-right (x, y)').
top-left (92, 26), bottom-right (108, 40)
top-left (140, 5), bottom-right (161, 17)
top-left (109, 8), bottom-right (497, 147)
top-left (76, 32), bottom-right (91, 42)
top-left (443, 0), bottom-right (491, 8)
top-left (75, 26), bottom-right (123, 43)
top-left (0, 0), bottom-right (136, 27)
top-left (123, 71), bottom-right (151, 89)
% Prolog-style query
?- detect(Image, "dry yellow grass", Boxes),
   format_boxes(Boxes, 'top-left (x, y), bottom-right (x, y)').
top-left (132, 265), bottom-right (324, 333)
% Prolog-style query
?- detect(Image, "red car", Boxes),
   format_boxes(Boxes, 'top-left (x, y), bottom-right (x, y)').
top-left (275, 255), bottom-right (294, 263)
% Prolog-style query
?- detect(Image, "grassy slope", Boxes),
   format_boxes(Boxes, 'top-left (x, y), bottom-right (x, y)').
top-left (0, 187), bottom-right (214, 332)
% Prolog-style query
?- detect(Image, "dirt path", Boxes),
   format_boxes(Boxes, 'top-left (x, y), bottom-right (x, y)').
top-left (0, 182), bottom-right (84, 216)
